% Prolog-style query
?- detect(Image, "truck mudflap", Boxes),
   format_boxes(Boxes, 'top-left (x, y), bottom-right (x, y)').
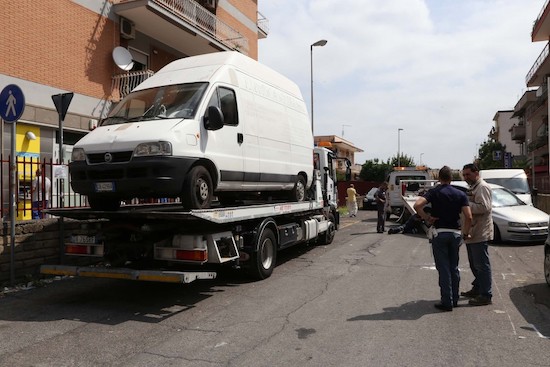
top-left (40, 265), bottom-right (216, 284)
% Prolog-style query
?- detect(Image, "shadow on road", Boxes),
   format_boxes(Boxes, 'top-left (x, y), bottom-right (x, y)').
top-left (509, 283), bottom-right (550, 338)
top-left (346, 299), bottom-right (445, 321)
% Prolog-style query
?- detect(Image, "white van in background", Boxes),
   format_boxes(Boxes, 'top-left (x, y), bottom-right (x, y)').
top-left (479, 169), bottom-right (532, 205)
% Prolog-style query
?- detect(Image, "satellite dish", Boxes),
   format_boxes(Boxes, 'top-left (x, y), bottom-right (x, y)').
top-left (112, 46), bottom-right (134, 71)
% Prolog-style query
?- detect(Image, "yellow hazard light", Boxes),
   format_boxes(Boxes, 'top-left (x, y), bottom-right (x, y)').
top-left (317, 141), bottom-right (333, 147)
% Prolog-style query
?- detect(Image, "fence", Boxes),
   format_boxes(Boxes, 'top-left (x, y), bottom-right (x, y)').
top-left (0, 156), bottom-right (88, 220)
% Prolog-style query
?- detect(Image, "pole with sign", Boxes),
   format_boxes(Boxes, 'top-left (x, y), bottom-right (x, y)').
top-left (51, 92), bottom-right (73, 208)
top-left (0, 84), bottom-right (25, 286)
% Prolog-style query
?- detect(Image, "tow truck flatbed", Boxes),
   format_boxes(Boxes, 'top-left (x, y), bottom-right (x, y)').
top-left (46, 199), bottom-right (324, 224)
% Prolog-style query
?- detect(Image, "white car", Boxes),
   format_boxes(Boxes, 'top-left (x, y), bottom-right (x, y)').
top-left (451, 181), bottom-right (548, 243)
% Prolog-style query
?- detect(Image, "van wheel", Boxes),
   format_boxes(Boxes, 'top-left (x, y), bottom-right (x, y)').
top-left (182, 166), bottom-right (213, 209)
top-left (248, 228), bottom-right (277, 280)
top-left (88, 196), bottom-right (121, 211)
top-left (290, 175), bottom-right (306, 202)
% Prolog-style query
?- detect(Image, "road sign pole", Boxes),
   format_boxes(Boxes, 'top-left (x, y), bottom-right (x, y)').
top-left (9, 122), bottom-right (16, 286)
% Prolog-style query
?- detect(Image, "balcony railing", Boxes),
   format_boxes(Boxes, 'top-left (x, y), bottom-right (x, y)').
top-left (257, 11), bottom-right (269, 35)
top-left (154, 0), bottom-right (248, 53)
top-left (526, 42), bottom-right (549, 85)
top-left (511, 125), bottom-right (526, 141)
top-left (533, 0), bottom-right (550, 37)
top-left (112, 69), bottom-right (155, 101)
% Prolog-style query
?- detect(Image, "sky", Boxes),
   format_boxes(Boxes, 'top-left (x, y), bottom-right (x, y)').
top-left (257, 0), bottom-right (545, 169)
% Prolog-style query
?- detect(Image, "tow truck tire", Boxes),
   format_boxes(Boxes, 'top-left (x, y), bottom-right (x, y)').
top-left (182, 166), bottom-right (213, 209)
top-left (544, 244), bottom-right (550, 287)
top-left (88, 196), bottom-right (121, 211)
top-left (318, 213), bottom-right (336, 245)
top-left (249, 228), bottom-right (277, 280)
top-left (289, 175), bottom-right (307, 202)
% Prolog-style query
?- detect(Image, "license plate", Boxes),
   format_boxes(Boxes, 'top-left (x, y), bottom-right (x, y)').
top-left (70, 235), bottom-right (96, 244)
top-left (95, 182), bottom-right (115, 192)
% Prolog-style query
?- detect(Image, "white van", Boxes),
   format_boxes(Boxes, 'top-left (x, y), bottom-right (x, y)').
top-left (385, 167), bottom-right (430, 217)
top-left (70, 52), bottom-right (313, 210)
top-left (479, 169), bottom-right (532, 205)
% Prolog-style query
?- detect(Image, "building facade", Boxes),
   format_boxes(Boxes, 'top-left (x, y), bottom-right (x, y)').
top-left (314, 135), bottom-right (364, 180)
top-left (0, 0), bottom-right (268, 214)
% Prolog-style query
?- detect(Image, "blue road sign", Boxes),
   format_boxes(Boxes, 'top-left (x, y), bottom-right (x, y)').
top-left (0, 84), bottom-right (25, 123)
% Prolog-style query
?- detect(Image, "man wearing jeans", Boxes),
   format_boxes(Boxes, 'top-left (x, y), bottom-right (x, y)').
top-left (461, 163), bottom-right (493, 306)
top-left (414, 166), bottom-right (472, 312)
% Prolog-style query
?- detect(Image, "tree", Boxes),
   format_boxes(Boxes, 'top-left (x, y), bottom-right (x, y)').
top-left (359, 158), bottom-right (392, 182)
top-left (476, 140), bottom-right (506, 169)
top-left (389, 154), bottom-right (416, 167)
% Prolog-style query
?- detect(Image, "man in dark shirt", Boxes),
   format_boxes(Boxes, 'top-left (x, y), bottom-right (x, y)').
top-left (414, 166), bottom-right (472, 311)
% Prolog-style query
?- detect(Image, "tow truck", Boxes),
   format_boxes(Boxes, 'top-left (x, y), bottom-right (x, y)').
top-left (40, 147), bottom-right (348, 284)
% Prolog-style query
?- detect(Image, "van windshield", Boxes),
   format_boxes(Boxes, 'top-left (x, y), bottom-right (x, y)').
top-left (484, 178), bottom-right (530, 194)
top-left (102, 82), bottom-right (208, 126)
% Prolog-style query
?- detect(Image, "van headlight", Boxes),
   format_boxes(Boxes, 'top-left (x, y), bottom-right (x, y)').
top-left (71, 148), bottom-right (86, 161)
top-left (134, 142), bottom-right (172, 157)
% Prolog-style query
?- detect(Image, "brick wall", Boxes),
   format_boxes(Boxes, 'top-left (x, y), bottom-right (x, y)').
top-left (0, 218), bottom-right (95, 286)
top-left (1, 0), bottom-right (117, 100)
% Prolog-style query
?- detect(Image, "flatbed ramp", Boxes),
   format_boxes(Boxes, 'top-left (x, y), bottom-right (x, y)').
top-left (40, 265), bottom-right (216, 283)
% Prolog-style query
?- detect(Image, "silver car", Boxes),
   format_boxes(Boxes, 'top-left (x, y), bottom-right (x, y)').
top-left (452, 181), bottom-right (548, 243)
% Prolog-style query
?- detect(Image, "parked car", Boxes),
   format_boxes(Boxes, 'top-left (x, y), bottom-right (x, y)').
top-left (362, 187), bottom-right (378, 210)
top-left (545, 229), bottom-right (550, 286)
top-left (452, 181), bottom-right (548, 243)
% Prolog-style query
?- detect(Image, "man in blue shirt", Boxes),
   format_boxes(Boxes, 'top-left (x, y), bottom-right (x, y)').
top-left (414, 166), bottom-right (472, 311)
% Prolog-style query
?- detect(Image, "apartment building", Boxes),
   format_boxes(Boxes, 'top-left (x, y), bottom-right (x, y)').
top-left (517, 1), bottom-right (550, 192)
top-left (488, 110), bottom-right (521, 166)
top-left (0, 0), bottom-right (268, 212)
top-left (314, 135), bottom-right (364, 180)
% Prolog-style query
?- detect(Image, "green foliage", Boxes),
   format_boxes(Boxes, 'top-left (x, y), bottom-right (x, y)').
top-left (359, 158), bottom-right (391, 181)
top-left (476, 140), bottom-right (506, 169)
top-left (389, 154), bottom-right (416, 167)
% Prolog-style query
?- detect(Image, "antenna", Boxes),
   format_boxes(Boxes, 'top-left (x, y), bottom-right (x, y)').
top-left (341, 124), bottom-right (351, 137)
top-left (112, 47), bottom-right (134, 71)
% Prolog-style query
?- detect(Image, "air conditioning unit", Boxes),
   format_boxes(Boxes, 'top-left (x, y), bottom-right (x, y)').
top-left (120, 18), bottom-right (135, 40)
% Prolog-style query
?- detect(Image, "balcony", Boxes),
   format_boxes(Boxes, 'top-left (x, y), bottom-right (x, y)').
top-left (111, 69), bottom-right (155, 101)
top-left (114, 0), bottom-right (249, 56)
top-left (511, 125), bottom-right (526, 141)
top-left (526, 42), bottom-right (550, 86)
top-left (513, 89), bottom-right (536, 117)
top-left (257, 11), bottom-right (269, 39)
top-left (532, 0), bottom-right (550, 42)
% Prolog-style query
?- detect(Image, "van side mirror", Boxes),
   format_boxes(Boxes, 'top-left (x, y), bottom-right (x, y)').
top-left (204, 106), bottom-right (224, 131)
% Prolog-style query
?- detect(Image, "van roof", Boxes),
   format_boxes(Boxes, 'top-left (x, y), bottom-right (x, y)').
top-left (135, 51), bottom-right (303, 99)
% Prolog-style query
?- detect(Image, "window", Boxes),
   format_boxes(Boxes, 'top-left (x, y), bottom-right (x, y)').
top-left (207, 87), bottom-right (238, 126)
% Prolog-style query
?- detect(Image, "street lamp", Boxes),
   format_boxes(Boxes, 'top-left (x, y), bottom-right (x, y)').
top-left (397, 128), bottom-right (404, 166)
top-left (310, 39), bottom-right (327, 135)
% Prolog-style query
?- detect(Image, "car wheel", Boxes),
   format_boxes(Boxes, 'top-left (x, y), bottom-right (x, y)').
top-left (181, 166), bottom-right (213, 209)
top-left (493, 224), bottom-right (502, 243)
top-left (544, 245), bottom-right (550, 287)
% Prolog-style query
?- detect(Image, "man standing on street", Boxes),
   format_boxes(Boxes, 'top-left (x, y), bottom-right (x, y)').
top-left (414, 166), bottom-right (472, 311)
top-left (346, 184), bottom-right (358, 217)
top-left (461, 163), bottom-right (493, 306)
top-left (375, 182), bottom-right (388, 233)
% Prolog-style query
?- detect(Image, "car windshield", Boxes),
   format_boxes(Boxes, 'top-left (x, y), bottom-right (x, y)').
top-left (101, 82), bottom-right (208, 126)
top-left (484, 178), bottom-right (530, 194)
top-left (491, 187), bottom-right (525, 208)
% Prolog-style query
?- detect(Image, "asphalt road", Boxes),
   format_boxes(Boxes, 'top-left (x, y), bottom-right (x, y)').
top-left (0, 209), bottom-right (549, 367)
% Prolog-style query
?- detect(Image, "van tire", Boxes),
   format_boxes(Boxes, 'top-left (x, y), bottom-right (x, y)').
top-left (248, 228), bottom-right (277, 280)
top-left (290, 175), bottom-right (306, 202)
top-left (182, 166), bottom-right (213, 209)
top-left (88, 197), bottom-right (121, 211)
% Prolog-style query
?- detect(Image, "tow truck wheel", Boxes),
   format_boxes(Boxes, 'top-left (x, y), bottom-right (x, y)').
top-left (249, 228), bottom-right (277, 280)
top-left (88, 196), bottom-right (121, 211)
top-left (544, 245), bottom-right (550, 287)
top-left (319, 213), bottom-right (336, 245)
top-left (290, 175), bottom-right (307, 202)
top-left (182, 166), bottom-right (213, 209)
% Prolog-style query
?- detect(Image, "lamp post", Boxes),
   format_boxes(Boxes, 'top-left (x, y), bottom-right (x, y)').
top-left (397, 128), bottom-right (404, 166)
top-left (420, 152), bottom-right (424, 166)
top-left (310, 39), bottom-right (327, 135)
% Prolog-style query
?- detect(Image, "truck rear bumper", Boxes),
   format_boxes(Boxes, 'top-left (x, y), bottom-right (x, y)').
top-left (40, 264), bottom-right (216, 283)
